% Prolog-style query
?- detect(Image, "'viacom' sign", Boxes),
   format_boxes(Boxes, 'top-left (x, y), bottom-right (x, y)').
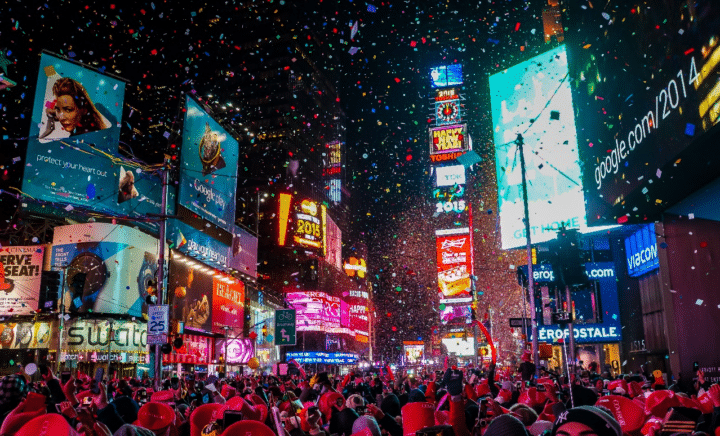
top-left (625, 224), bottom-right (659, 277)
top-left (430, 124), bottom-right (467, 155)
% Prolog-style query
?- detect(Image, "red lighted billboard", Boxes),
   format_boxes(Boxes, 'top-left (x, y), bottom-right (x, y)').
top-left (436, 231), bottom-right (472, 302)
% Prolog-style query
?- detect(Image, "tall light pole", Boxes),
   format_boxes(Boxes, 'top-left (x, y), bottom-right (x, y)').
top-left (516, 134), bottom-right (540, 377)
top-left (154, 158), bottom-right (169, 391)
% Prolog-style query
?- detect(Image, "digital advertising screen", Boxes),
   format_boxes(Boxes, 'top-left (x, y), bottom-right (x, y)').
top-left (52, 223), bottom-right (158, 318)
top-left (0, 246), bottom-right (45, 316)
top-left (20, 54), bottom-right (169, 221)
top-left (179, 95), bottom-right (239, 231)
top-left (567, 1), bottom-right (720, 224)
top-left (0, 321), bottom-right (52, 350)
top-left (429, 124), bottom-right (467, 156)
top-left (490, 45), bottom-right (587, 249)
top-left (442, 334), bottom-right (475, 357)
top-left (293, 199), bottom-right (326, 252)
top-left (167, 251), bottom-right (220, 334)
top-left (210, 271), bottom-right (245, 335)
top-left (436, 230), bottom-right (473, 303)
top-left (403, 342), bottom-right (425, 364)
top-left (430, 64), bottom-right (463, 88)
top-left (286, 291), bottom-right (345, 333)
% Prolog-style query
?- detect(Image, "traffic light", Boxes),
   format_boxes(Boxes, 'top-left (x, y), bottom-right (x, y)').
top-left (39, 271), bottom-right (61, 311)
top-left (69, 273), bottom-right (87, 311)
top-left (554, 229), bottom-right (590, 288)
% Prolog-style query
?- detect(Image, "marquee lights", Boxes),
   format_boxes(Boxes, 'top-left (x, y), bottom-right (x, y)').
top-left (278, 193), bottom-right (292, 246)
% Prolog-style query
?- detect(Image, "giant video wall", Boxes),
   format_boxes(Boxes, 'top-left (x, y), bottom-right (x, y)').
top-left (567, 1), bottom-right (720, 224)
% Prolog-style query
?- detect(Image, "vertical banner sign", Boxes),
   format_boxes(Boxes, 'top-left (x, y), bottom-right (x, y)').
top-left (0, 246), bottom-right (45, 316)
top-left (275, 309), bottom-right (297, 346)
top-left (293, 199), bottom-right (325, 251)
top-left (22, 53), bottom-right (133, 214)
top-left (436, 232), bottom-right (473, 301)
top-left (179, 96), bottom-right (239, 231)
top-left (211, 277), bottom-right (244, 334)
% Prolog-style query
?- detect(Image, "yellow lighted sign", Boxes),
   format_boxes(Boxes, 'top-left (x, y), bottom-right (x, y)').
top-left (430, 124), bottom-right (467, 155)
top-left (294, 199), bottom-right (324, 250)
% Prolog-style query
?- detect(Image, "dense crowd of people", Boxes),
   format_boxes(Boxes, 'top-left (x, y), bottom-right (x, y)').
top-left (0, 353), bottom-right (719, 436)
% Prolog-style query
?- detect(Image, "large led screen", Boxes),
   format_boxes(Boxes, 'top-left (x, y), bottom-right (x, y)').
top-left (20, 54), bottom-right (167, 222)
top-left (286, 291), bottom-right (346, 333)
top-left (429, 124), bottom-right (467, 156)
top-left (168, 251), bottom-right (244, 335)
top-left (430, 64), bottom-right (463, 88)
top-left (436, 231), bottom-right (473, 303)
top-left (490, 45), bottom-right (587, 249)
top-left (568, 1), bottom-right (720, 224)
top-left (179, 95), bottom-right (239, 231)
top-left (52, 223), bottom-right (158, 318)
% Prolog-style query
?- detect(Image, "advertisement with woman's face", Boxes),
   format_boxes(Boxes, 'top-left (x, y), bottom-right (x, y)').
top-left (30, 53), bottom-right (123, 147)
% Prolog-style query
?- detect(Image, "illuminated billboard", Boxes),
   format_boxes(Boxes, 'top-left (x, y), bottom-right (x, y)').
top-left (568, 1), bottom-right (720, 224)
top-left (52, 223), bottom-right (158, 317)
top-left (20, 54), bottom-right (167, 223)
top-left (436, 230), bottom-right (473, 303)
top-left (0, 246), bottom-right (45, 316)
top-left (179, 95), bottom-right (239, 231)
top-left (403, 341), bottom-right (425, 364)
top-left (293, 199), bottom-right (326, 252)
top-left (168, 251), bottom-right (244, 335)
top-left (430, 124), bottom-right (467, 156)
top-left (490, 45), bottom-right (587, 249)
top-left (435, 165), bottom-right (466, 187)
top-left (442, 334), bottom-right (475, 357)
top-left (430, 64), bottom-right (463, 88)
top-left (287, 291), bottom-right (354, 335)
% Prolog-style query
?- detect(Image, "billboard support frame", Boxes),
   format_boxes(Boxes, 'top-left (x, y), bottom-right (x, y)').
top-left (154, 158), bottom-right (169, 391)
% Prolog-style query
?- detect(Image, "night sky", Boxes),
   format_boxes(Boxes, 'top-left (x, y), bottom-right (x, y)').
top-left (1, 0), bottom-right (555, 359)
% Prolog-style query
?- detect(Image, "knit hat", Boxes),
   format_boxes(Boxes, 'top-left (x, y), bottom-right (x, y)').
top-left (351, 415), bottom-right (382, 436)
top-left (113, 424), bottom-right (156, 436)
top-left (484, 414), bottom-right (531, 436)
top-left (380, 393), bottom-right (401, 418)
top-left (0, 374), bottom-right (28, 412)
top-left (552, 406), bottom-right (622, 436)
top-left (528, 420), bottom-right (554, 436)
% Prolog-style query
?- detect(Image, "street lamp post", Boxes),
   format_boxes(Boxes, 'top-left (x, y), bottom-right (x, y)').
top-left (223, 326), bottom-right (230, 376)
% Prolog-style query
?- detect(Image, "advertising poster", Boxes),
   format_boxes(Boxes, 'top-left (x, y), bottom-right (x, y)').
top-left (287, 291), bottom-right (345, 333)
top-left (0, 321), bottom-right (52, 349)
top-left (21, 54), bottom-right (164, 219)
top-left (52, 223), bottom-right (158, 318)
top-left (179, 96), bottom-right (239, 231)
top-left (436, 232), bottom-right (472, 302)
top-left (211, 273), bottom-right (244, 335)
top-left (0, 246), bottom-right (45, 316)
top-left (168, 252), bottom-right (213, 334)
top-left (490, 45), bottom-right (588, 249)
top-left (325, 216), bottom-right (342, 270)
top-left (429, 124), bottom-right (467, 156)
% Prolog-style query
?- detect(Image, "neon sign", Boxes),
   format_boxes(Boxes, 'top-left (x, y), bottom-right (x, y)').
top-left (294, 199), bottom-right (324, 249)
top-left (624, 224), bottom-right (659, 277)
